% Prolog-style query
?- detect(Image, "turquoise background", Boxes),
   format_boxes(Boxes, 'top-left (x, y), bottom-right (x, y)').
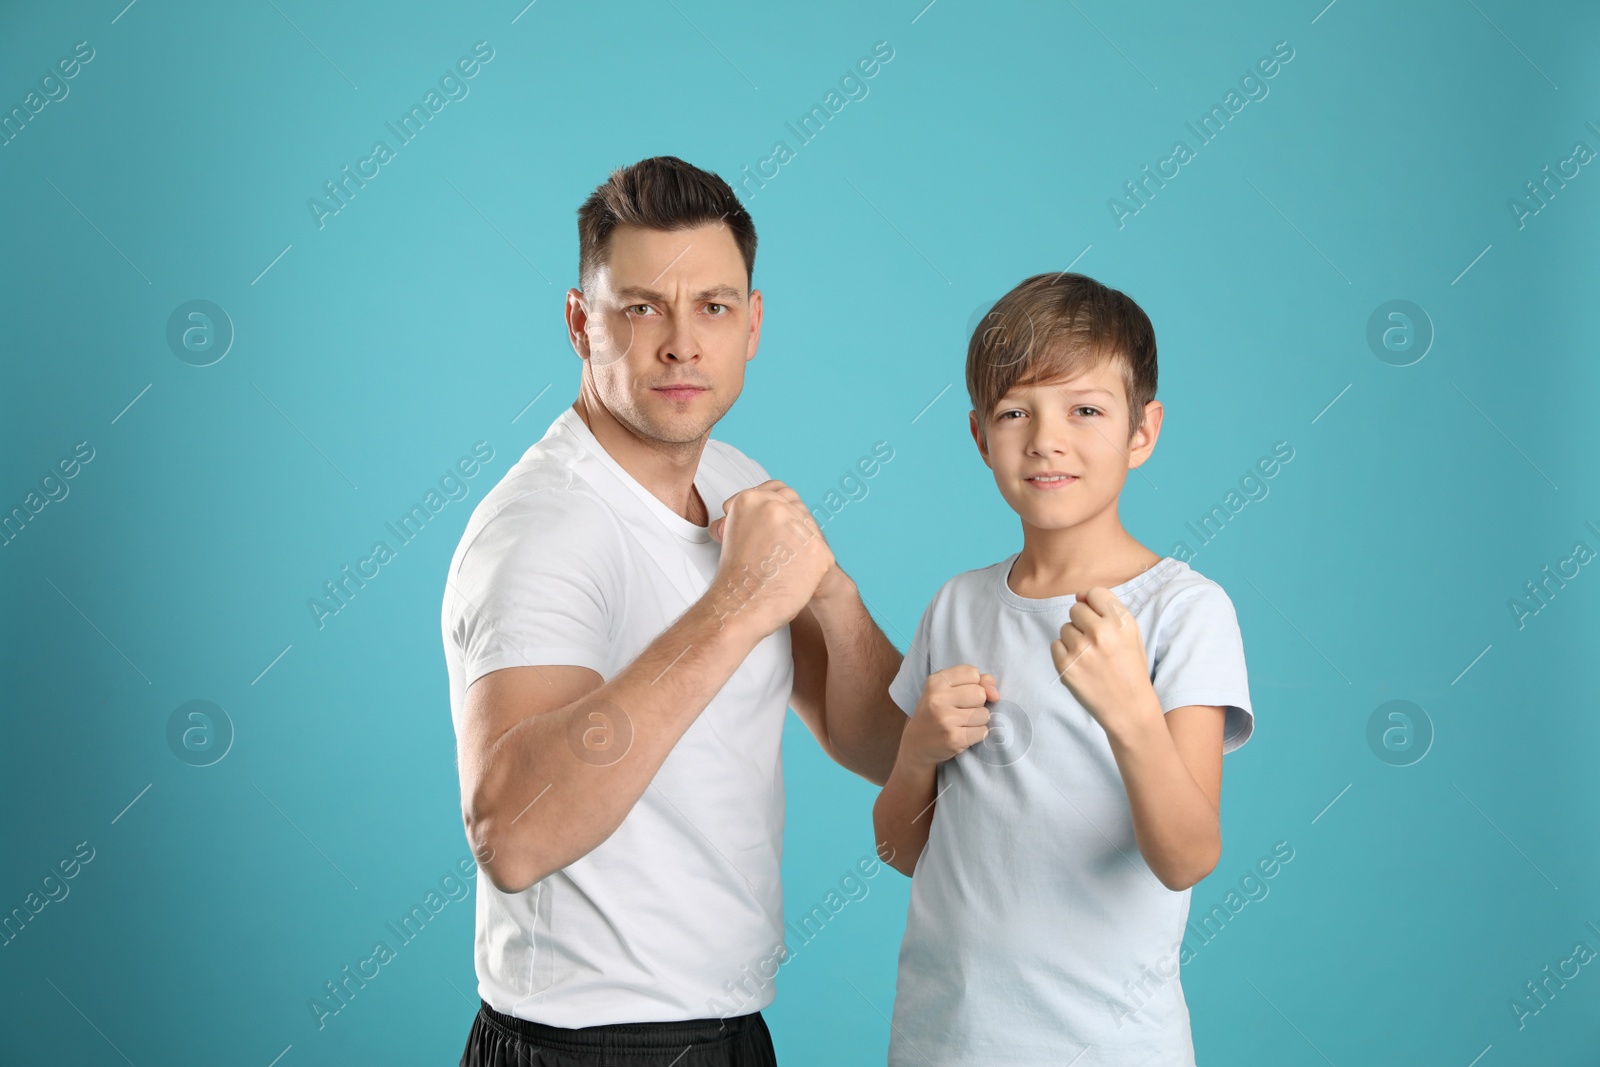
top-left (3, 0), bottom-right (1598, 1063)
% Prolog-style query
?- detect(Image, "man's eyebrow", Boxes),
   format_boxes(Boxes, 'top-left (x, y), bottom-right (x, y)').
top-left (613, 284), bottom-right (745, 303)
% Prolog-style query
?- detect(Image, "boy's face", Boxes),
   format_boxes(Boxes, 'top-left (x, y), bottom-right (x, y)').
top-left (968, 356), bottom-right (1162, 532)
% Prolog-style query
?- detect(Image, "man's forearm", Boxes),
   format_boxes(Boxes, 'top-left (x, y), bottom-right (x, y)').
top-left (468, 596), bottom-right (767, 893)
top-left (809, 573), bottom-right (907, 786)
top-left (1104, 696), bottom-right (1222, 890)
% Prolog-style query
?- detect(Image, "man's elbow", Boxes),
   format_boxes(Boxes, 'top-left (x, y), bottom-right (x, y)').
top-left (830, 742), bottom-right (894, 787)
top-left (463, 804), bottom-right (543, 896)
top-left (879, 841), bottom-right (915, 878)
top-left (829, 706), bottom-right (906, 786)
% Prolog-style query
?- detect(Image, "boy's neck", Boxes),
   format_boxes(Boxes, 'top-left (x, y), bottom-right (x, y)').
top-left (1008, 506), bottom-right (1163, 600)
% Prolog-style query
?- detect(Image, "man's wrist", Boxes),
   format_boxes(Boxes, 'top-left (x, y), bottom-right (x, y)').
top-left (693, 583), bottom-right (775, 651)
top-left (811, 565), bottom-right (857, 610)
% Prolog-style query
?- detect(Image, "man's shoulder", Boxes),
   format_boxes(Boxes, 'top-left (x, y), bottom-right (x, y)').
top-left (452, 443), bottom-right (619, 570)
top-left (485, 447), bottom-right (610, 521)
top-left (701, 434), bottom-right (771, 490)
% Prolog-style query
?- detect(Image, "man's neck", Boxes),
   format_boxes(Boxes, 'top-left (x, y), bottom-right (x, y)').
top-left (573, 394), bottom-right (708, 527)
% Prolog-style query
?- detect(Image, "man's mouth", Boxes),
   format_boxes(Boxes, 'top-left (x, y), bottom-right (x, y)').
top-left (654, 385), bottom-right (708, 402)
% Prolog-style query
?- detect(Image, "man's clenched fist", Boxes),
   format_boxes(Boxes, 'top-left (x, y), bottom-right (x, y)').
top-left (706, 480), bottom-right (835, 637)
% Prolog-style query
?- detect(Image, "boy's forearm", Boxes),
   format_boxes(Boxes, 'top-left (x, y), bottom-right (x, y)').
top-left (1103, 694), bottom-right (1222, 890)
top-left (873, 751), bottom-right (938, 877)
top-left (809, 572), bottom-right (906, 785)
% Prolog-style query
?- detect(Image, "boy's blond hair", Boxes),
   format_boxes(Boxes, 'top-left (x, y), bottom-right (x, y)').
top-left (966, 272), bottom-right (1158, 439)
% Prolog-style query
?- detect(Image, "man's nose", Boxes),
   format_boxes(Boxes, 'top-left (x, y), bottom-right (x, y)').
top-left (662, 311), bottom-right (699, 362)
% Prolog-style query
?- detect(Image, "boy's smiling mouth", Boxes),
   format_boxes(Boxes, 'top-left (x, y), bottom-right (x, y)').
top-left (1024, 471), bottom-right (1079, 489)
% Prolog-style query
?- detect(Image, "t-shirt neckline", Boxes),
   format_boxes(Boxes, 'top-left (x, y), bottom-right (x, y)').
top-left (995, 551), bottom-right (1182, 613)
top-left (558, 406), bottom-right (716, 544)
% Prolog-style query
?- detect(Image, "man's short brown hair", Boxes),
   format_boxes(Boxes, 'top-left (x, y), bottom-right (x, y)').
top-left (576, 156), bottom-right (757, 291)
top-left (966, 272), bottom-right (1158, 438)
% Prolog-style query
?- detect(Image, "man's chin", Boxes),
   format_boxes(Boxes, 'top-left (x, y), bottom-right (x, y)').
top-left (637, 404), bottom-right (722, 445)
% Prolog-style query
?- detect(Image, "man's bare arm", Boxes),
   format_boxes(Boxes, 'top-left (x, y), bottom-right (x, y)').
top-left (789, 568), bottom-right (906, 786)
top-left (459, 595), bottom-right (768, 895)
top-left (458, 481), bottom-right (833, 895)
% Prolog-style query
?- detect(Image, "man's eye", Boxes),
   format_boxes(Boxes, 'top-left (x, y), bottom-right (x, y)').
top-left (706, 303), bottom-right (727, 315)
top-left (627, 304), bottom-right (654, 315)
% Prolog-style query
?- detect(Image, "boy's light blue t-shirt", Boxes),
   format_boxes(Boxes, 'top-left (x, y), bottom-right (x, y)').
top-left (886, 553), bottom-right (1253, 1067)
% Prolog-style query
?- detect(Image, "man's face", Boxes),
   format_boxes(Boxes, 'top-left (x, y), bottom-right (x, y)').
top-left (567, 222), bottom-right (760, 445)
top-left (969, 357), bottom-right (1161, 531)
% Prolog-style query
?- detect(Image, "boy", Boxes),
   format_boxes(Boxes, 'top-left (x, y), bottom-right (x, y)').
top-left (873, 272), bottom-right (1253, 1065)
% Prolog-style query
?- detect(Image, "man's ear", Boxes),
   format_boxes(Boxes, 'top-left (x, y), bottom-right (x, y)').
top-left (566, 288), bottom-right (590, 360)
top-left (745, 287), bottom-right (763, 362)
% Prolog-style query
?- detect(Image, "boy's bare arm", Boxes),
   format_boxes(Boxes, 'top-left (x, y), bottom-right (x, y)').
top-left (1051, 587), bottom-right (1224, 891)
top-left (873, 666), bottom-right (997, 877)
top-left (872, 749), bottom-right (936, 876)
top-left (1104, 700), bottom-right (1226, 889)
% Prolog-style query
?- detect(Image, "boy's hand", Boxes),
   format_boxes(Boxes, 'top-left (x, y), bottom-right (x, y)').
top-left (1051, 587), bottom-right (1159, 737)
top-left (899, 666), bottom-right (1000, 770)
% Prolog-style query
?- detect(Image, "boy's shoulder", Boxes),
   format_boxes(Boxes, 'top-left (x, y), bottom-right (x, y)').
top-left (911, 554), bottom-right (1241, 628)
top-left (1136, 559), bottom-right (1244, 645)
top-left (922, 556), bottom-right (1013, 608)
top-left (1142, 558), bottom-right (1237, 612)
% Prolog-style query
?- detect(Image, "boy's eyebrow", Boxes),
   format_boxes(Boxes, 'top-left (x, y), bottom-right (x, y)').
top-left (613, 284), bottom-right (745, 304)
top-left (1003, 384), bottom-right (1116, 400)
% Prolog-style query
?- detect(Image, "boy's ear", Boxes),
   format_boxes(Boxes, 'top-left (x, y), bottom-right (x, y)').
top-left (968, 410), bottom-right (993, 469)
top-left (1127, 400), bottom-right (1164, 469)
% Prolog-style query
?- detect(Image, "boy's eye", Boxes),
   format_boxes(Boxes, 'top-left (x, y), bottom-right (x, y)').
top-left (996, 406), bottom-right (1099, 420)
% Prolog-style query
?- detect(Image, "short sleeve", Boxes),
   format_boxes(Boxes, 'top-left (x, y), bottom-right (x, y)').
top-left (888, 597), bottom-right (936, 716)
top-left (1148, 583), bottom-right (1254, 753)
top-left (445, 491), bottom-right (617, 689)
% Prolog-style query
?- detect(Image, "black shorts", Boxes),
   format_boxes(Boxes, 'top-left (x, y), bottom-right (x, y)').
top-left (460, 999), bottom-right (779, 1067)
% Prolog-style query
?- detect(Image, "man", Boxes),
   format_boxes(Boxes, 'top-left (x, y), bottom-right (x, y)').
top-left (441, 155), bottom-right (907, 1067)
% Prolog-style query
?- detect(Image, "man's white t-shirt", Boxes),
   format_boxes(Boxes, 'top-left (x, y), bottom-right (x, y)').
top-left (886, 554), bottom-right (1253, 1066)
top-left (440, 404), bottom-right (793, 1027)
